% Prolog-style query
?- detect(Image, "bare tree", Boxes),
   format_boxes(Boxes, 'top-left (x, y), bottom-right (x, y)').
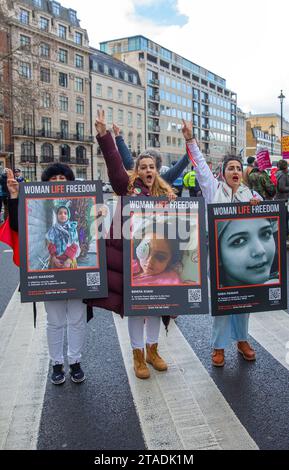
top-left (0, 0), bottom-right (57, 120)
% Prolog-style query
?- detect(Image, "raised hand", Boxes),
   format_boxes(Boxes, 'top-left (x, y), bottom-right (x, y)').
top-left (112, 123), bottom-right (120, 137)
top-left (95, 109), bottom-right (107, 137)
top-left (182, 119), bottom-right (194, 141)
top-left (6, 168), bottom-right (19, 199)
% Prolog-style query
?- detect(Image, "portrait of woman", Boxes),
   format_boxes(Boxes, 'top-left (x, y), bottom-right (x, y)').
top-left (217, 217), bottom-right (279, 287)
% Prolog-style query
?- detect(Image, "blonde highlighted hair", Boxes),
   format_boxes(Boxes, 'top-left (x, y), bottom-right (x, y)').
top-left (127, 154), bottom-right (175, 196)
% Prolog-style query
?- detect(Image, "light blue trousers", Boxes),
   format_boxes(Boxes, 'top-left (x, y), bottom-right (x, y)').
top-left (211, 314), bottom-right (249, 349)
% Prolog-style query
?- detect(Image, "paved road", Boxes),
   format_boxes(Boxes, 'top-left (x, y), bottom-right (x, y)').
top-left (1, 216), bottom-right (289, 451)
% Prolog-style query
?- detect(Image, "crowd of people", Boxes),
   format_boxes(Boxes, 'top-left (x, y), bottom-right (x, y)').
top-left (1, 112), bottom-right (288, 384)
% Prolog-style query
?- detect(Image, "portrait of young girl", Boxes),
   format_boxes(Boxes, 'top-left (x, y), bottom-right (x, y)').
top-left (131, 215), bottom-right (199, 286)
top-left (46, 202), bottom-right (81, 269)
top-left (217, 217), bottom-right (279, 288)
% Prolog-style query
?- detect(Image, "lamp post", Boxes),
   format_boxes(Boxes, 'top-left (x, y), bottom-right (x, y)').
top-left (278, 90), bottom-right (285, 155)
top-left (269, 123), bottom-right (275, 156)
top-left (32, 104), bottom-right (37, 181)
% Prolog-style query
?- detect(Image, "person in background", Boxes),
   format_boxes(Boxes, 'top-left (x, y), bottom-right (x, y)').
top-left (243, 156), bottom-right (255, 186)
top-left (0, 169), bottom-right (9, 221)
top-left (275, 159), bottom-right (289, 236)
top-left (183, 166), bottom-right (202, 197)
top-left (14, 169), bottom-right (25, 183)
top-left (170, 161), bottom-right (184, 197)
top-left (248, 160), bottom-right (276, 200)
top-left (112, 124), bottom-right (190, 189)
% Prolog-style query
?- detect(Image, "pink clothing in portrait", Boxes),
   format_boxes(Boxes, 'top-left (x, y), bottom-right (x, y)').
top-left (132, 260), bottom-right (181, 286)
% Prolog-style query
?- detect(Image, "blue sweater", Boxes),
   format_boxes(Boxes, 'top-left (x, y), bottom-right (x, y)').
top-left (115, 135), bottom-right (190, 185)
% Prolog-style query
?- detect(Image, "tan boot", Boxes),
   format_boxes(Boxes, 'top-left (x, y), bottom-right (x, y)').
top-left (212, 349), bottom-right (225, 367)
top-left (237, 341), bottom-right (256, 361)
top-left (133, 349), bottom-right (150, 379)
top-left (146, 343), bottom-right (168, 371)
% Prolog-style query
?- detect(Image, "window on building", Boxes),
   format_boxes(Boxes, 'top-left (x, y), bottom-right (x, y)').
top-left (118, 109), bottom-right (124, 125)
top-left (42, 117), bottom-right (51, 137)
top-left (107, 107), bottom-right (113, 125)
top-left (58, 24), bottom-right (67, 39)
top-left (59, 95), bottom-right (68, 111)
top-left (136, 95), bottom-right (142, 106)
top-left (76, 146), bottom-right (86, 159)
top-left (23, 114), bottom-right (32, 134)
top-left (96, 83), bottom-right (102, 97)
top-left (19, 62), bottom-right (31, 79)
top-left (128, 111), bottom-right (133, 127)
top-left (60, 144), bottom-right (70, 161)
top-left (75, 32), bottom-right (83, 45)
top-left (39, 17), bottom-right (49, 31)
top-left (118, 89), bottom-right (123, 102)
top-left (76, 122), bottom-right (84, 140)
top-left (19, 9), bottom-right (29, 25)
top-left (41, 143), bottom-right (53, 160)
top-left (40, 67), bottom-right (50, 83)
top-left (137, 134), bottom-right (142, 155)
top-left (75, 77), bottom-right (84, 92)
top-left (75, 54), bottom-right (84, 69)
top-left (128, 92), bottom-right (133, 104)
top-left (59, 72), bottom-right (68, 88)
top-left (52, 2), bottom-right (60, 16)
top-left (20, 35), bottom-right (31, 49)
top-left (58, 49), bottom-right (68, 64)
top-left (76, 98), bottom-right (84, 114)
top-left (21, 141), bottom-right (33, 157)
top-left (107, 87), bottom-right (113, 99)
top-left (128, 132), bottom-right (133, 151)
top-left (69, 9), bottom-right (77, 24)
top-left (76, 168), bottom-right (87, 179)
top-left (40, 43), bottom-right (50, 57)
top-left (60, 120), bottom-right (69, 139)
top-left (41, 92), bottom-right (51, 108)
top-left (34, 0), bottom-right (42, 7)
top-left (137, 114), bottom-right (142, 129)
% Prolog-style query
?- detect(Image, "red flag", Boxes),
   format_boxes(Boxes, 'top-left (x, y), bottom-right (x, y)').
top-left (186, 144), bottom-right (197, 167)
top-left (0, 218), bottom-right (20, 267)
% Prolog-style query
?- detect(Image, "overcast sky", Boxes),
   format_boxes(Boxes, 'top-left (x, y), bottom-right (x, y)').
top-left (60, 0), bottom-right (289, 119)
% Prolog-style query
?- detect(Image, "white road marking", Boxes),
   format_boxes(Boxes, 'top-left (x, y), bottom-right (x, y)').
top-left (249, 310), bottom-right (289, 371)
top-left (114, 315), bottom-right (258, 450)
top-left (0, 290), bottom-right (49, 450)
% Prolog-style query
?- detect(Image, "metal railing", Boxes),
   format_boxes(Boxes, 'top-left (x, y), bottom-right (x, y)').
top-left (13, 128), bottom-right (94, 143)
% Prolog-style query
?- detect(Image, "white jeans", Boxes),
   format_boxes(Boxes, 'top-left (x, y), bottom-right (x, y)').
top-left (128, 316), bottom-right (161, 349)
top-left (45, 299), bottom-right (86, 366)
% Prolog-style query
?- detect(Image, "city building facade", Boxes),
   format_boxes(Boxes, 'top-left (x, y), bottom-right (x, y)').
top-left (236, 107), bottom-right (246, 159)
top-left (100, 35), bottom-right (238, 167)
top-left (246, 121), bottom-right (281, 159)
top-left (90, 49), bottom-right (145, 181)
top-left (246, 113), bottom-right (285, 159)
top-left (0, 21), bottom-right (13, 173)
top-left (2, 0), bottom-right (93, 180)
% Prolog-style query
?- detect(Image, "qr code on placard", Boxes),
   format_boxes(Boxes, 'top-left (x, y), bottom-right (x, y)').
top-left (86, 272), bottom-right (100, 287)
top-left (269, 288), bottom-right (281, 301)
top-left (188, 289), bottom-right (202, 303)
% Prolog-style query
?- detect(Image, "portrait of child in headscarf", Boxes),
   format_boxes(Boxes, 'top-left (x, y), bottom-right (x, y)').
top-left (46, 201), bottom-right (80, 269)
